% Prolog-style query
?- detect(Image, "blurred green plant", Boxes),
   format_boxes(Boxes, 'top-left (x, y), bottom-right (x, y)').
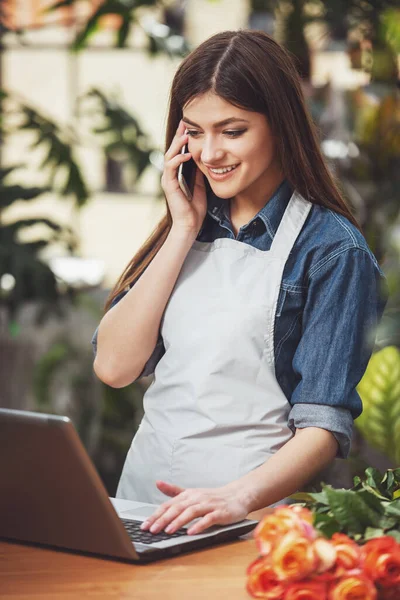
top-left (32, 338), bottom-right (99, 446)
top-left (0, 163), bottom-right (77, 327)
top-left (81, 88), bottom-right (159, 191)
top-left (345, 87), bottom-right (400, 262)
top-left (0, 0), bottom-right (184, 481)
top-left (356, 346), bottom-right (400, 465)
top-left (45, 0), bottom-right (190, 55)
top-left (0, 89), bottom-right (88, 325)
top-left (32, 308), bottom-right (145, 495)
top-left (1, 0), bottom-right (192, 325)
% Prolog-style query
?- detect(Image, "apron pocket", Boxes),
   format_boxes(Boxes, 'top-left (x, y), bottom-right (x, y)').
top-left (171, 437), bottom-right (243, 489)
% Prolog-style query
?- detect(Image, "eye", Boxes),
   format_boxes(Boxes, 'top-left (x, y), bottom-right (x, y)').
top-left (186, 129), bottom-right (247, 138)
top-left (224, 129), bottom-right (247, 138)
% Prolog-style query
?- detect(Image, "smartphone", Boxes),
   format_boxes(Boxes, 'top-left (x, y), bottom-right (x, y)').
top-left (178, 144), bottom-right (197, 201)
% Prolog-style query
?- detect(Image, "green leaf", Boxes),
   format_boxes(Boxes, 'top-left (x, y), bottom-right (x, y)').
top-left (383, 498), bottom-right (400, 518)
top-left (117, 16), bottom-right (132, 48)
top-left (292, 490), bottom-right (330, 504)
top-left (324, 487), bottom-right (382, 533)
top-left (387, 530), bottom-right (400, 543)
top-left (364, 527), bottom-right (386, 540)
top-left (365, 467), bottom-right (384, 490)
top-left (381, 468), bottom-right (398, 496)
top-left (358, 490), bottom-right (385, 514)
top-left (378, 515), bottom-right (398, 530)
top-left (0, 185), bottom-right (49, 208)
top-left (289, 492), bottom-right (317, 503)
top-left (359, 483), bottom-right (389, 501)
top-left (356, 346), bottom-right (400, 464)
top-left (16, 102), bottom-right (89, 207)
top-left (313, 512), bottom-right (342, 538)
top-left (0, 165), bottom-right (24, 180)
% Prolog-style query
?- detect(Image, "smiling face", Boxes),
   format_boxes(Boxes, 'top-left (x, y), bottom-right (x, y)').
top-left (182, 91), bottom-right (284, 209)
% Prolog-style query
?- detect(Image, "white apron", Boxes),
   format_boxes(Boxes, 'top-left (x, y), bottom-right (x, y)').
top-left (116, 191), bottom-right (312, 504)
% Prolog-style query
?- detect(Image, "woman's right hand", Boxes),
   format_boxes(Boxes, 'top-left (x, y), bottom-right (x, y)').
top-left (161, 120), bottom-right (208, 236)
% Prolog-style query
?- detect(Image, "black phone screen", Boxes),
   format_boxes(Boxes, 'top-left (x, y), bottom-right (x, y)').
top-left (181, 144), bottom-right (197, 198)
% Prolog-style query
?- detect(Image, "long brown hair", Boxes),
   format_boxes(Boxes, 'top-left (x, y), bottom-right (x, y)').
top-left (105, 29), bottom-right (360, 311)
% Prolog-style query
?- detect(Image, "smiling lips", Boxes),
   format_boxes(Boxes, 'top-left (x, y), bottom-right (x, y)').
top-left (206, 163), bottom-right (240, 181)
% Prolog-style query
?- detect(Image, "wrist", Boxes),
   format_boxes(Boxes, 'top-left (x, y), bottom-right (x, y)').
top-left (169, 224), bottom-right (198, 243)
top-left (225, 479), bottom-right (260, 514)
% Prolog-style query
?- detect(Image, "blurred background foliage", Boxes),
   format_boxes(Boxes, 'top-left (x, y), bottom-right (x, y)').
top-left (0, 0), bottom-right (399, 494)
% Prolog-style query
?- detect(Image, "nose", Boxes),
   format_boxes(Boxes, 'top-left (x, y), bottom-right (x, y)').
top-left (200, 137), bottom-right (224, 165)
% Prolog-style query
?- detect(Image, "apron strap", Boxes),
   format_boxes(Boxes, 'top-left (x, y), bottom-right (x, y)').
top-left (269, 191), bottom-right (313, 260)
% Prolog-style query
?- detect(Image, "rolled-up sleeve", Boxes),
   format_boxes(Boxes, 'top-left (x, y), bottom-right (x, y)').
top-left (91, 288), bottom-right (165, 379)
top-left (288, 246), bottom-right (388, 458)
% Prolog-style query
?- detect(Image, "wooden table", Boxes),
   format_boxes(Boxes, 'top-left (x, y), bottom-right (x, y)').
top-left (0, 535), bottom-right (259, 599)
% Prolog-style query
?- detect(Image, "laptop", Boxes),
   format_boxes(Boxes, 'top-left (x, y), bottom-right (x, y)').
top-left (0, 408), bottom-right (258, 563)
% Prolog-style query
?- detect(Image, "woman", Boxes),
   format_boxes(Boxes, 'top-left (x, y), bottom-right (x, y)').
top-left (92, 30), bottom-right (387, 537)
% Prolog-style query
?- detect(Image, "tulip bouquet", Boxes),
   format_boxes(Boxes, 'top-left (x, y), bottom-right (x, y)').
top-left (246, 505), bottom-right (400, 599)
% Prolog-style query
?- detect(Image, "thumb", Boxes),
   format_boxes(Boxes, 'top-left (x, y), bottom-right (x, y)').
top-left (156, 480), bottom-right (185, 497)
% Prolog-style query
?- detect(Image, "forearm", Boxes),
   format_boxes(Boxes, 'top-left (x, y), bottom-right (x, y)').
top-left (94, 225), bottom-right (196, 387)
top-left (230, 427), bottom-right (338, 514)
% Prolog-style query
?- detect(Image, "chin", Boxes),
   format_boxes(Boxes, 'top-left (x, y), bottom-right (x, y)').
top-left (207, 181), bottom-right (242, 199)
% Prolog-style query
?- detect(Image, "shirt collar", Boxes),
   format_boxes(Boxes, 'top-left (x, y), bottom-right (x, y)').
top-left (207, 179), bottom-right (293, 241)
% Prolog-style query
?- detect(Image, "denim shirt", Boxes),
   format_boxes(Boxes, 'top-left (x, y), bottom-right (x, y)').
top-left (92, 180), bottom-right (388, 459)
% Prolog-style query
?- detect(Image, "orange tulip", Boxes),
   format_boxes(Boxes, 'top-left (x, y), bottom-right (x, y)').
top-left (329, 534), bottom-right (363, 577)
top-left (247, 556), bottom-right (287, 599)
top-left (272, 532), bottom-right (318, 582)
top-left (328, 575), bottom-right (377, 600)
top-left (362, 536), bottom-right (400, 589)
top-left (254, 505), bottom-right (316, 556)
top-left (284, 579), bottom-right (328, 599)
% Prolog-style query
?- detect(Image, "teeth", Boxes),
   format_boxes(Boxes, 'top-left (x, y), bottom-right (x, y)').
top-left (210, 164), bottom-right (238, 174)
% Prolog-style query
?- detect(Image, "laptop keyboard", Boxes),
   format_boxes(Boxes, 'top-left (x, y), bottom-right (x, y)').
top-left (121, 518), bottom-right (189, 545)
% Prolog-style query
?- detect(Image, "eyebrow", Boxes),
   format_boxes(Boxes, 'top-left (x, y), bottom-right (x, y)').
top-left (182, 116), bottom-right (250, 128)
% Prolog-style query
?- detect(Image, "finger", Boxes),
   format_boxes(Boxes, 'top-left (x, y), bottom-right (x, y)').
top-left (163, 503), bottom-right (214, 534)
top-left (187, 511), bottom-right (220, 536)
top-left (156, 480), bottom-right (185, 497)
top-left (164, 150), bottom-right (192, 173)
top-left (140, 482), bottom-right (186, 531)
top-left (177, 119), bottom-right (185, 135)
top-left (162, 152), bottom-right (192, 188)
top-left (140, 500), bottom-right (175, 530)
top-left (165, 131), bottom-right (188, 162)
top-left (149, 502), bottom-right (191, 534)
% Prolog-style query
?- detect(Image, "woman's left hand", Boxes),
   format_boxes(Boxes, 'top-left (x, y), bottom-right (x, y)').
top-left (140, 480), bottom-right (251, 536)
